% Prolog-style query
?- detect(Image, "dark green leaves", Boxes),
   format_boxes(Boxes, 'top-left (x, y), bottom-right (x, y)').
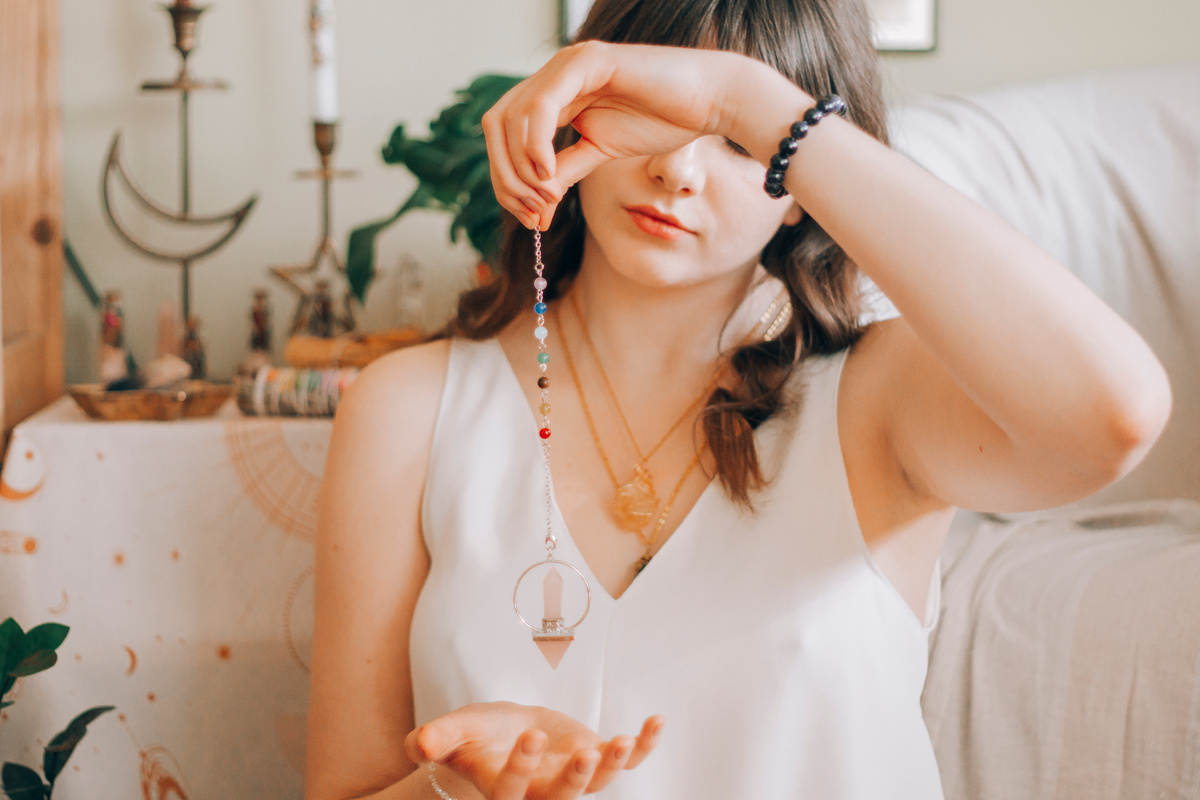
top-left (42, 706), bottom-right (115, 787)
top-left (1, 763), bottom-right (47, 800)
top-left (346, 73), bottom-right (526, 304)
top-left (0, 620), bottom-right (69, 701)
top-left (0, 621), bottom-right (111, 800)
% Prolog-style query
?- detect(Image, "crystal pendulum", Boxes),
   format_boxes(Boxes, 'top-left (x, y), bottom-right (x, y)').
top-left (534, 568), bottom-right (572, 668)
top-left (513, 230), bottom-right (591, 669)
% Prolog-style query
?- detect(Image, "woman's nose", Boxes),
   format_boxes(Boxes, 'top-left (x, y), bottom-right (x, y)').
top-left (646, 140), bottom-right (706, 194)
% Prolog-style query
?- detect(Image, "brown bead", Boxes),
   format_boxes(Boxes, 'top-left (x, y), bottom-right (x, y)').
top-left (537, 376), bottom-right (549, 389)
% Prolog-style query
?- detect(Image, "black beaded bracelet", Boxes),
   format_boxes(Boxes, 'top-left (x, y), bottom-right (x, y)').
top-left (763, 94), bottom-right (848, 198)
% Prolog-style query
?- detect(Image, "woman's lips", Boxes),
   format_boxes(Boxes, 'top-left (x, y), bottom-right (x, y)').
top-left (625, 206), bottom-right (695, 241)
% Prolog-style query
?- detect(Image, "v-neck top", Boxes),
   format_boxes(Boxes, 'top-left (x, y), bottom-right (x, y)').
top-left (409, 337), bottom-right (944, 799)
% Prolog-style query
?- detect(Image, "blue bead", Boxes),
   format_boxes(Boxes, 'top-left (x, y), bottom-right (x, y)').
top-left (534, 302), bottom-right (547, 314)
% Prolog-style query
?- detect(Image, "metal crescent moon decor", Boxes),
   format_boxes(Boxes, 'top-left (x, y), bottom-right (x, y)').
top-left (102, 134), bottom-right (257, 264)
top-left (97, 0), bottom-right (259, 322)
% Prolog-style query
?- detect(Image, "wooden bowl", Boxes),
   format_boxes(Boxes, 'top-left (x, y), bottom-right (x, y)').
top-left (68, 381), bottom-right (233, 421)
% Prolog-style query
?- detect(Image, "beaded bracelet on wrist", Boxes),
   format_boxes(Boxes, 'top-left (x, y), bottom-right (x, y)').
top-left (763, 94), bottom-right (848, 198)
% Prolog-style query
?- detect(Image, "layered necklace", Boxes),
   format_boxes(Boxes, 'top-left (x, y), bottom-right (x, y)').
top-left (560, 286), bottom-right (792, 574)
top-left (559, 294), bottom-right (714, 563)
top-left (512, 230), bottom-right (792, 667)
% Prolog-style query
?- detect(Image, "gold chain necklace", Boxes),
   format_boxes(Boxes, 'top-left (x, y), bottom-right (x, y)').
top-left (558, 302), bottom-right (707, 571)
top-left (559, 299), bottom-right (723, 537)
top-left (566, 292), bottom-right (727, 534)
top-left (557, 286), bottom-right (792, 571)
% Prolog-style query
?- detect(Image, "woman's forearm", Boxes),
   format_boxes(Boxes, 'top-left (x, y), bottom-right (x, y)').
top-left (727, 61), bottom-right (1170, 463)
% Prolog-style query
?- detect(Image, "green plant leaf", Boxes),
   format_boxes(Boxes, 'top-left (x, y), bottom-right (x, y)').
top-left (1, 763), bottom-right (47, 800)
top-left (8, 651), bottom-right (56, 679)
top-left (345, 184), bottom-right (437, 304)
top-left (0, 701), bottom-right (12, 710)
top-left (0, 619), bottom-right (24, 679)
top-left (357, 72), bottom-right (526, 299)
top-left (20, 625), bottom-right (68, 656)
top-left (42, 706), bottom-right (114, 789)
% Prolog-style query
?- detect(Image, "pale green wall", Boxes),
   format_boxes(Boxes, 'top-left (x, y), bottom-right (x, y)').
top-left (60, 0), bottom-right (1200, 383)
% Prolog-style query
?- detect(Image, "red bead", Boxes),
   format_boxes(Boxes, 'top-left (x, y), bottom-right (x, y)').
top-left (539, 427), bottom-right (551, 439)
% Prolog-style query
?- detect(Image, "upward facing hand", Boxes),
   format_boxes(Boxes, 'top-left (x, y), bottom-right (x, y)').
top-left (481, 42), bottom-right (783, 229)
top-left (406, 701), bottom-right (664, 799)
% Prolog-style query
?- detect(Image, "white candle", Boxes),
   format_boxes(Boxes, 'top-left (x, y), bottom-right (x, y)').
top-left (310, 0), bottom-right (338, 123)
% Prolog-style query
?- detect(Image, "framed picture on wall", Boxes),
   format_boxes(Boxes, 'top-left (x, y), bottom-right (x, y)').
top-left (560, 0), bottom-right (937, 52)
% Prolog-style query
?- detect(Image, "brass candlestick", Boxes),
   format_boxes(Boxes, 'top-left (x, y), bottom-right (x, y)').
top-left (270, 121), bottom-right (359, 337)
top-left (101, 0), bottom-right (258, 322)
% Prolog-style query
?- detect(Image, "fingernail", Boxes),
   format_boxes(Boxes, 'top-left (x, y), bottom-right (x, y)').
top-left (614, 745), bottom-right (630, 759)
top-left (522, 736), bottom-right (543, 755)
top-left (536, 163), bottom-right (550, 181)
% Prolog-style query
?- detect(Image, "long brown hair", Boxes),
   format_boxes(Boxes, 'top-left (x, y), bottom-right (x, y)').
top-left (444, 0), bottom-right (888, 507)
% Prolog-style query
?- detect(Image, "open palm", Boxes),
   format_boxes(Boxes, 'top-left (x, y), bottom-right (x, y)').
top-left (407, 701), bottom-right (663, 799)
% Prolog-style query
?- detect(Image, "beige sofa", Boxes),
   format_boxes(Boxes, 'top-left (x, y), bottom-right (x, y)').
top-left (893, 64), bottom-right (1200, 799)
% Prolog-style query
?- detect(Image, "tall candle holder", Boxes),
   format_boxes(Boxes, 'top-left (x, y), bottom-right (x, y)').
top-left (270, 121), bottom-right (359, 337)
top-left (100, 0), bottom-right (258, 322)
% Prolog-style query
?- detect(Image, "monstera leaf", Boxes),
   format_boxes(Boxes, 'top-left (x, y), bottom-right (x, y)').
top-left (346, 73), bottom-right (524, 303)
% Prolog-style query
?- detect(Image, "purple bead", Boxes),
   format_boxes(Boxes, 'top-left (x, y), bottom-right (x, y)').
top-left (764, 182), bottom-right (788, 199)
top-left (818, 95), bottom-right (847, 116)
top-left (803, 107), bottom-right (824, 126)
top-left (769, 153), bottom-right (789, 171)
top-left (766, 169), bottom-right (786, 184)
top-left (779, 137), bottom-right (799, 156)
top-left (789, 121), bottom-right (809, 139)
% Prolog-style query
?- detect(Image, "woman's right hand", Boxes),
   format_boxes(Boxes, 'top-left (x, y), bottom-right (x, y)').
top-left (405, 701), bottom-right (664, 799)
top-left (481, 41), bottom-right (795, 230)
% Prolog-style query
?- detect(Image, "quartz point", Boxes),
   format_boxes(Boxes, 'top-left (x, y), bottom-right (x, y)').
top-left (534, 567), bottom-right (573, 669)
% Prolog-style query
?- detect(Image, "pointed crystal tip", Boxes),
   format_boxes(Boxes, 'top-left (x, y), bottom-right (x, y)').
top-left (536, 639), bottom-right (571, 669)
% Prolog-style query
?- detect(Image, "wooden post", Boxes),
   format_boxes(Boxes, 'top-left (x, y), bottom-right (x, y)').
top-left (0, 0), bottom-right (65, 441)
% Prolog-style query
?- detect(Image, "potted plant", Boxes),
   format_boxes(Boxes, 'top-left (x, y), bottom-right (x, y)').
top-left (345, 73), bottom-right (525, 303)
top-left (0, 618), bottom-right (113, 800)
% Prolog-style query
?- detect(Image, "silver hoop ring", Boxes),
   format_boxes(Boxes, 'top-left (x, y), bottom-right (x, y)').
top-left (512, 558), bottom-right (591, 632)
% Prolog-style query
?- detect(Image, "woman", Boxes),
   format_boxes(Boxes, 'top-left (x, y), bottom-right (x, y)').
top-left (304, 1), bottom-right (1172, 798)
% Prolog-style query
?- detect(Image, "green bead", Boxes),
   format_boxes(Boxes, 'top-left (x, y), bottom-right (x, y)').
top-left (537, 352), bottom-right (550, 364)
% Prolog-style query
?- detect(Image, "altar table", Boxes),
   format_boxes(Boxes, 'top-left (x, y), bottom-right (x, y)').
top-left (0, 396), bottom-right (331, 800)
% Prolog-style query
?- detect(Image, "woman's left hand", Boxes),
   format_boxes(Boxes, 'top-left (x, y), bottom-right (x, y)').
top-left (481, 42), bottom-right (786, 229)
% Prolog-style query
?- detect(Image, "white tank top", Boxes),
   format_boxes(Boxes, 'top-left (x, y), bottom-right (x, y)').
top-left (410, 337), bottom-right (944, 799)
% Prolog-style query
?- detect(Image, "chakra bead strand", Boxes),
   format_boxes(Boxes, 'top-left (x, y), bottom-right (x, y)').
top-left (533, 231), bottom-right (557, 557)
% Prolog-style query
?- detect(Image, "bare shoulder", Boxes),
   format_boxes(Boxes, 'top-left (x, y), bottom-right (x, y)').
top-left (319, 336), bottom-right (453, 551)
top-left (335, 337), bottom-right (452, 439)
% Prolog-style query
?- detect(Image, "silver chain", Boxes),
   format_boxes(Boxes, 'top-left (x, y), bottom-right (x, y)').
top-left (534, 231), bottom-right (557, 559)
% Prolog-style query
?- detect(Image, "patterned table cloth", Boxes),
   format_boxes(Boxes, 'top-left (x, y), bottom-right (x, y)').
top-left (0, 396), bottom-right (330, 800)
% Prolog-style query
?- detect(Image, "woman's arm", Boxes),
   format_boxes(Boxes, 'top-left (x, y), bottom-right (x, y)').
top-left (723, 60), bottom-right (1171, 512)
top-left (485, 43), bottom-right (1171, 513)
top-left (304, 340), bottom-right (449, 800)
